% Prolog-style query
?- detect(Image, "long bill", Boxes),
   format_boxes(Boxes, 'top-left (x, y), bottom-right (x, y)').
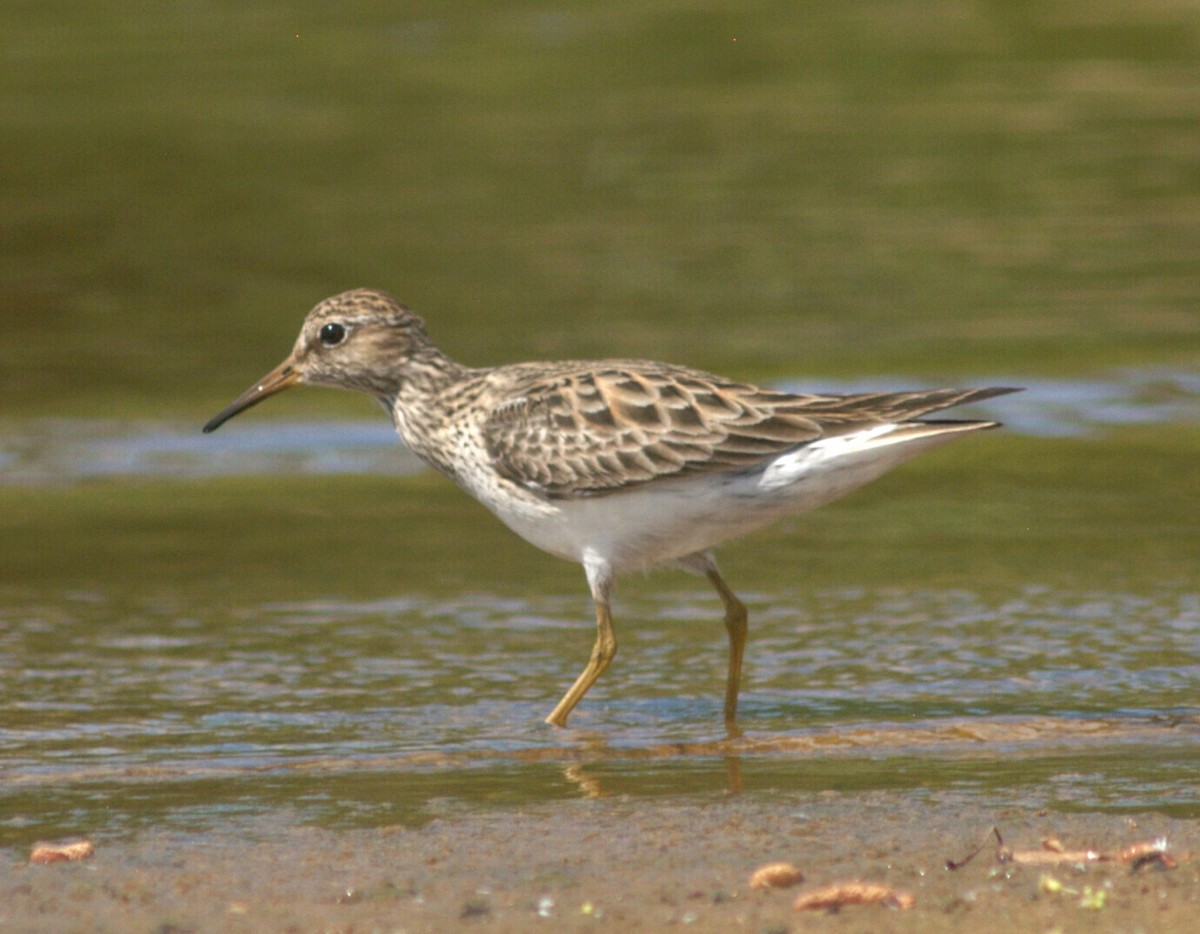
top-left (202, 359), bottom-right (300, 433)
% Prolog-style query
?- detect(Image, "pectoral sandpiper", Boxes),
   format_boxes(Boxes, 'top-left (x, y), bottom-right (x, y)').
top-left (204, 288), bottom-right (1017, 727)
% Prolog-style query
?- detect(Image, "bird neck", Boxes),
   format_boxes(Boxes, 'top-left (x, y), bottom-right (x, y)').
top-left (393, 345), bottom-right (474, 401)
top-left (383, 348), bottom-right (487, 481)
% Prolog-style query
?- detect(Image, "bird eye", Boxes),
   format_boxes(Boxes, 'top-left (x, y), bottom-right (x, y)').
top-left (319, 322), bottom-right (346, 346)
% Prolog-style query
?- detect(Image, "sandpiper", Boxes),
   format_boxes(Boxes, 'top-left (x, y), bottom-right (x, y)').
top-left (204, 288), bottom-right (1017, 727)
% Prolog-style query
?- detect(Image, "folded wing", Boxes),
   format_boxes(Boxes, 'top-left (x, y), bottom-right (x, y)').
top-left (482, 362), bottom-right (1017, 498)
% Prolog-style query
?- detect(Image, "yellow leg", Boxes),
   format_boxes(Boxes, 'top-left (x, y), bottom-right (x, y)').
top-left (706, 566), bottom-right (748, 726)
top-left (545, 594), bottom-right (617, 727)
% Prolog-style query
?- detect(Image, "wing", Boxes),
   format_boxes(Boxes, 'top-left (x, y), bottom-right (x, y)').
top-left (481, 362), bottom-right (1017, 498)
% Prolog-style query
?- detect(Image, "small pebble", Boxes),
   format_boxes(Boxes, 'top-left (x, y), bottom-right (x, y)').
top-left (749, 861), bottom-right (804, 891)
top-left (793, 881), bottom-right (915, 912)
top-left (29, 840), bottom-right (94, 865)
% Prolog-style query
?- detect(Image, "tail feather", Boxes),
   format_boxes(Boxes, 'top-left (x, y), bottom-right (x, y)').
top-left (875, 386), bottom-right (1022, 421)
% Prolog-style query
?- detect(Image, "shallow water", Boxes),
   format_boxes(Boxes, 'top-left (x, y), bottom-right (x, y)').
top-left (3, 0), bottom-right (1199, 860)
top-left (2, 583), bottom-right (1198, 841)
top-left (2, 370), bottom-right (1198, 846)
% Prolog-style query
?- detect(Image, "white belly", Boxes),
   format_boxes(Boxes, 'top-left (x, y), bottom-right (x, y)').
top-left (476, 424), bottom-right (961, 572)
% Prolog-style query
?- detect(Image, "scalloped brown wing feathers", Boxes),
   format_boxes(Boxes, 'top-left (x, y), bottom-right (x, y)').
top-left (481, 362), bottom-right (1014, 498)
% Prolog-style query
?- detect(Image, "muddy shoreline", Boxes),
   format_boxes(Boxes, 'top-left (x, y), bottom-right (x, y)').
top-left (5, 793), bottom-right (1195, 933)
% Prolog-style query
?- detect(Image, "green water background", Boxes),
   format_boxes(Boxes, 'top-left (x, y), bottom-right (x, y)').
top-left (1, 1), bottom-right (1198, 843)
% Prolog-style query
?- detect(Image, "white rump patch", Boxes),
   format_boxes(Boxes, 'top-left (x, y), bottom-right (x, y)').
top-left (757, 424), bottom-right (904, 491)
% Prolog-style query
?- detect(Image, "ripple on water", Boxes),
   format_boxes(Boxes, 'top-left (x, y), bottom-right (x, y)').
top-left (1, 584), bottom-right (1195, 765)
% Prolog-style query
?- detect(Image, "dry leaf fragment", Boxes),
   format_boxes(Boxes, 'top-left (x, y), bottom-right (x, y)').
top-left (950, 827), bottom-right (1179, 873)
top-left (1004, 846), bottom-right (1106, 866)
top-left (793, 882), bottom-right (915, 912)
top-left (1120, 840), bottom-right (1176, 870)
top-left (30, 840), bottom-right (94, 864)
top-left (997, 830), bottom-right (1104, 865)
top-left (749, 862), bottom-right (804, 890)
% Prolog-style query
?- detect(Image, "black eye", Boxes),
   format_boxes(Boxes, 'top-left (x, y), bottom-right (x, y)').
top-left (319, 322), bottom-right (346, 346)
